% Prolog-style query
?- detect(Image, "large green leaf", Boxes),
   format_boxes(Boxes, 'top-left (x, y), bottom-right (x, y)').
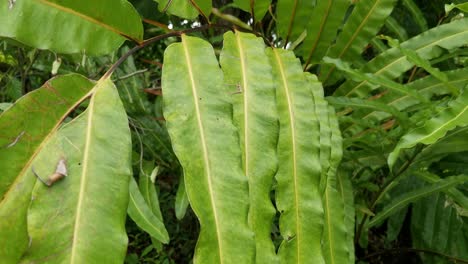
top-left (0, 0), bottom-right (143, 55)
top-left (162, 34), bottom-right (255, 264)
top-left (388, 90), bottom-right (468, 169)
top-left (0, 74), bottom-right (94, 263)
top-left (300, 0), bottom-right (349, 67)
top-left (367, 175), bottom-right (468, 228)
top-left (154, 0), bottom-right (211, 19)
top-left (220, 31), bottom-right (279, 264)
top-left (268, 48), bottom-right (324, 264)
top-left (411, 192), bottom-right (468, 263)
top-left (335, 18), bottom-right (468, 97)
top-left (20, 78), bottom-right (132, 263)
top-left (307, 73), bottom-right (351, 264)
top-left (319, 0), bottom-right (397, 84)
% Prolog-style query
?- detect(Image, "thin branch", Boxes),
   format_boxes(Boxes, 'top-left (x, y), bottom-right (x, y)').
top-left (102, 24), bottom-right (232, 79)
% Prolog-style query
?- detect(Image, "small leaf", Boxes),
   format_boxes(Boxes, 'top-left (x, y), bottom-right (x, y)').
top-left (175, 175), bottom-right (189, 220)
top-left (128, 176), bottom-right (169, 244)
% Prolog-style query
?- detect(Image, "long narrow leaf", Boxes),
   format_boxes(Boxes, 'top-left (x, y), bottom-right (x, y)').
top-left (300, 0), bottom-right (349, 67)
top-left (388, 90), bottom-right (468, 169)
top-left (324, 57), bottom-right (426, 102)
top-left (21, 78), bottom-right (132, 263)
top-left (343, 68), bottom-right (468, 135)
top-left (162, 35), bottom-right (255, 263)
top-left (320, 0), bottom-right (398, 84)
top-left (276, 0), bottom-right (315, 45)
top-left (307, 73), bottom-right (351, 264)
top-left (334, 18), bottom-right (468, 97)
top-left (268, 48), bottom-right (324, 264)
top-left (220, 31), bottom-right (279, 264)
top-left (0, 0), bottom-right (143, 55)
top-left (0, 74), bottom-right (94, 263)
top-left (367, 175), bottom-right (468, 228)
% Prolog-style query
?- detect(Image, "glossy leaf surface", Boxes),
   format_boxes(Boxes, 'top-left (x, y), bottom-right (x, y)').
top-left (0, 0), bottom-right (143, 55)
top-left (162, 35), bottom-right (255, 264)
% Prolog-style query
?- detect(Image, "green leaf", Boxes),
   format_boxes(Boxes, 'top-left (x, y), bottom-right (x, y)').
top-left (415, 170), bottom-right (468, 211)
top-left (411, 192), bottom-right (468, 263)
top-left (268, 48), bottom-right (324, 264)
top-left (445, 3), bottom-right (468, 14)
top-left (276, 0), bottom-right (315, 45)
top-left (342, 68), bottom-right (468, 135)
top-left (319, 0), bottom-right (398, 84)
top-left (326, 96), bottom-right (409, 127)
top-left (367, 175), bottom-right (468, 228)
top-left (0, 0), bottom-right (143, 55)
top-left (220, 31), bottom-right (279, 264)
top-left (308, 72), bottom-right (351, 264)
top-left (162, 34), bottom-right (255, 263)
top-left (300, 0), bottom-right (350, 67)
top-left (154, 0), bottom-right (211, 19)
top-left (20, 78), bottom-right (132, 263)
top-left (137, 161), bottom-right (168, 248)
top-left (128, 176), bottom-right (169, 244)
top-left (233, 0), bottom-right (270, 21)
top-left (0, 74), bottom-right (94, 263)
top-left (175, 174), bottom-right (189, 220)
top-left (388, 90), bottom-right (468, 169)
top-left (384, 17), bottom-right (409, 41)
top-left (402, 0), bottom-right (428, 32)
top-left (335, 18), bottom-right (468, 97)
top-left (337, 170), bottom-right (355, 264)
top-left (323, 57), bottom-right (427, 102)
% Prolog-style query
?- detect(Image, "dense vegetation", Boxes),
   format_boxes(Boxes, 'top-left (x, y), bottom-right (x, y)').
top-left (0, 0), bottom-right (467, 263)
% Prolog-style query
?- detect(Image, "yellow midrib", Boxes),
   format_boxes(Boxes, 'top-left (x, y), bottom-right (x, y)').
top-left (70, 80), bottom-right (101, 263)
top-left (181, 35), bottom-right (224, 264)
top-left (274, 49), bottom-right (301, 261)
top-left (235, 32), bottom-right (250, 178)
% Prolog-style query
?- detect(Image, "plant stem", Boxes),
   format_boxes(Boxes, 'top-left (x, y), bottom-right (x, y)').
top-left (102, 24), bottom-right (231, 79)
